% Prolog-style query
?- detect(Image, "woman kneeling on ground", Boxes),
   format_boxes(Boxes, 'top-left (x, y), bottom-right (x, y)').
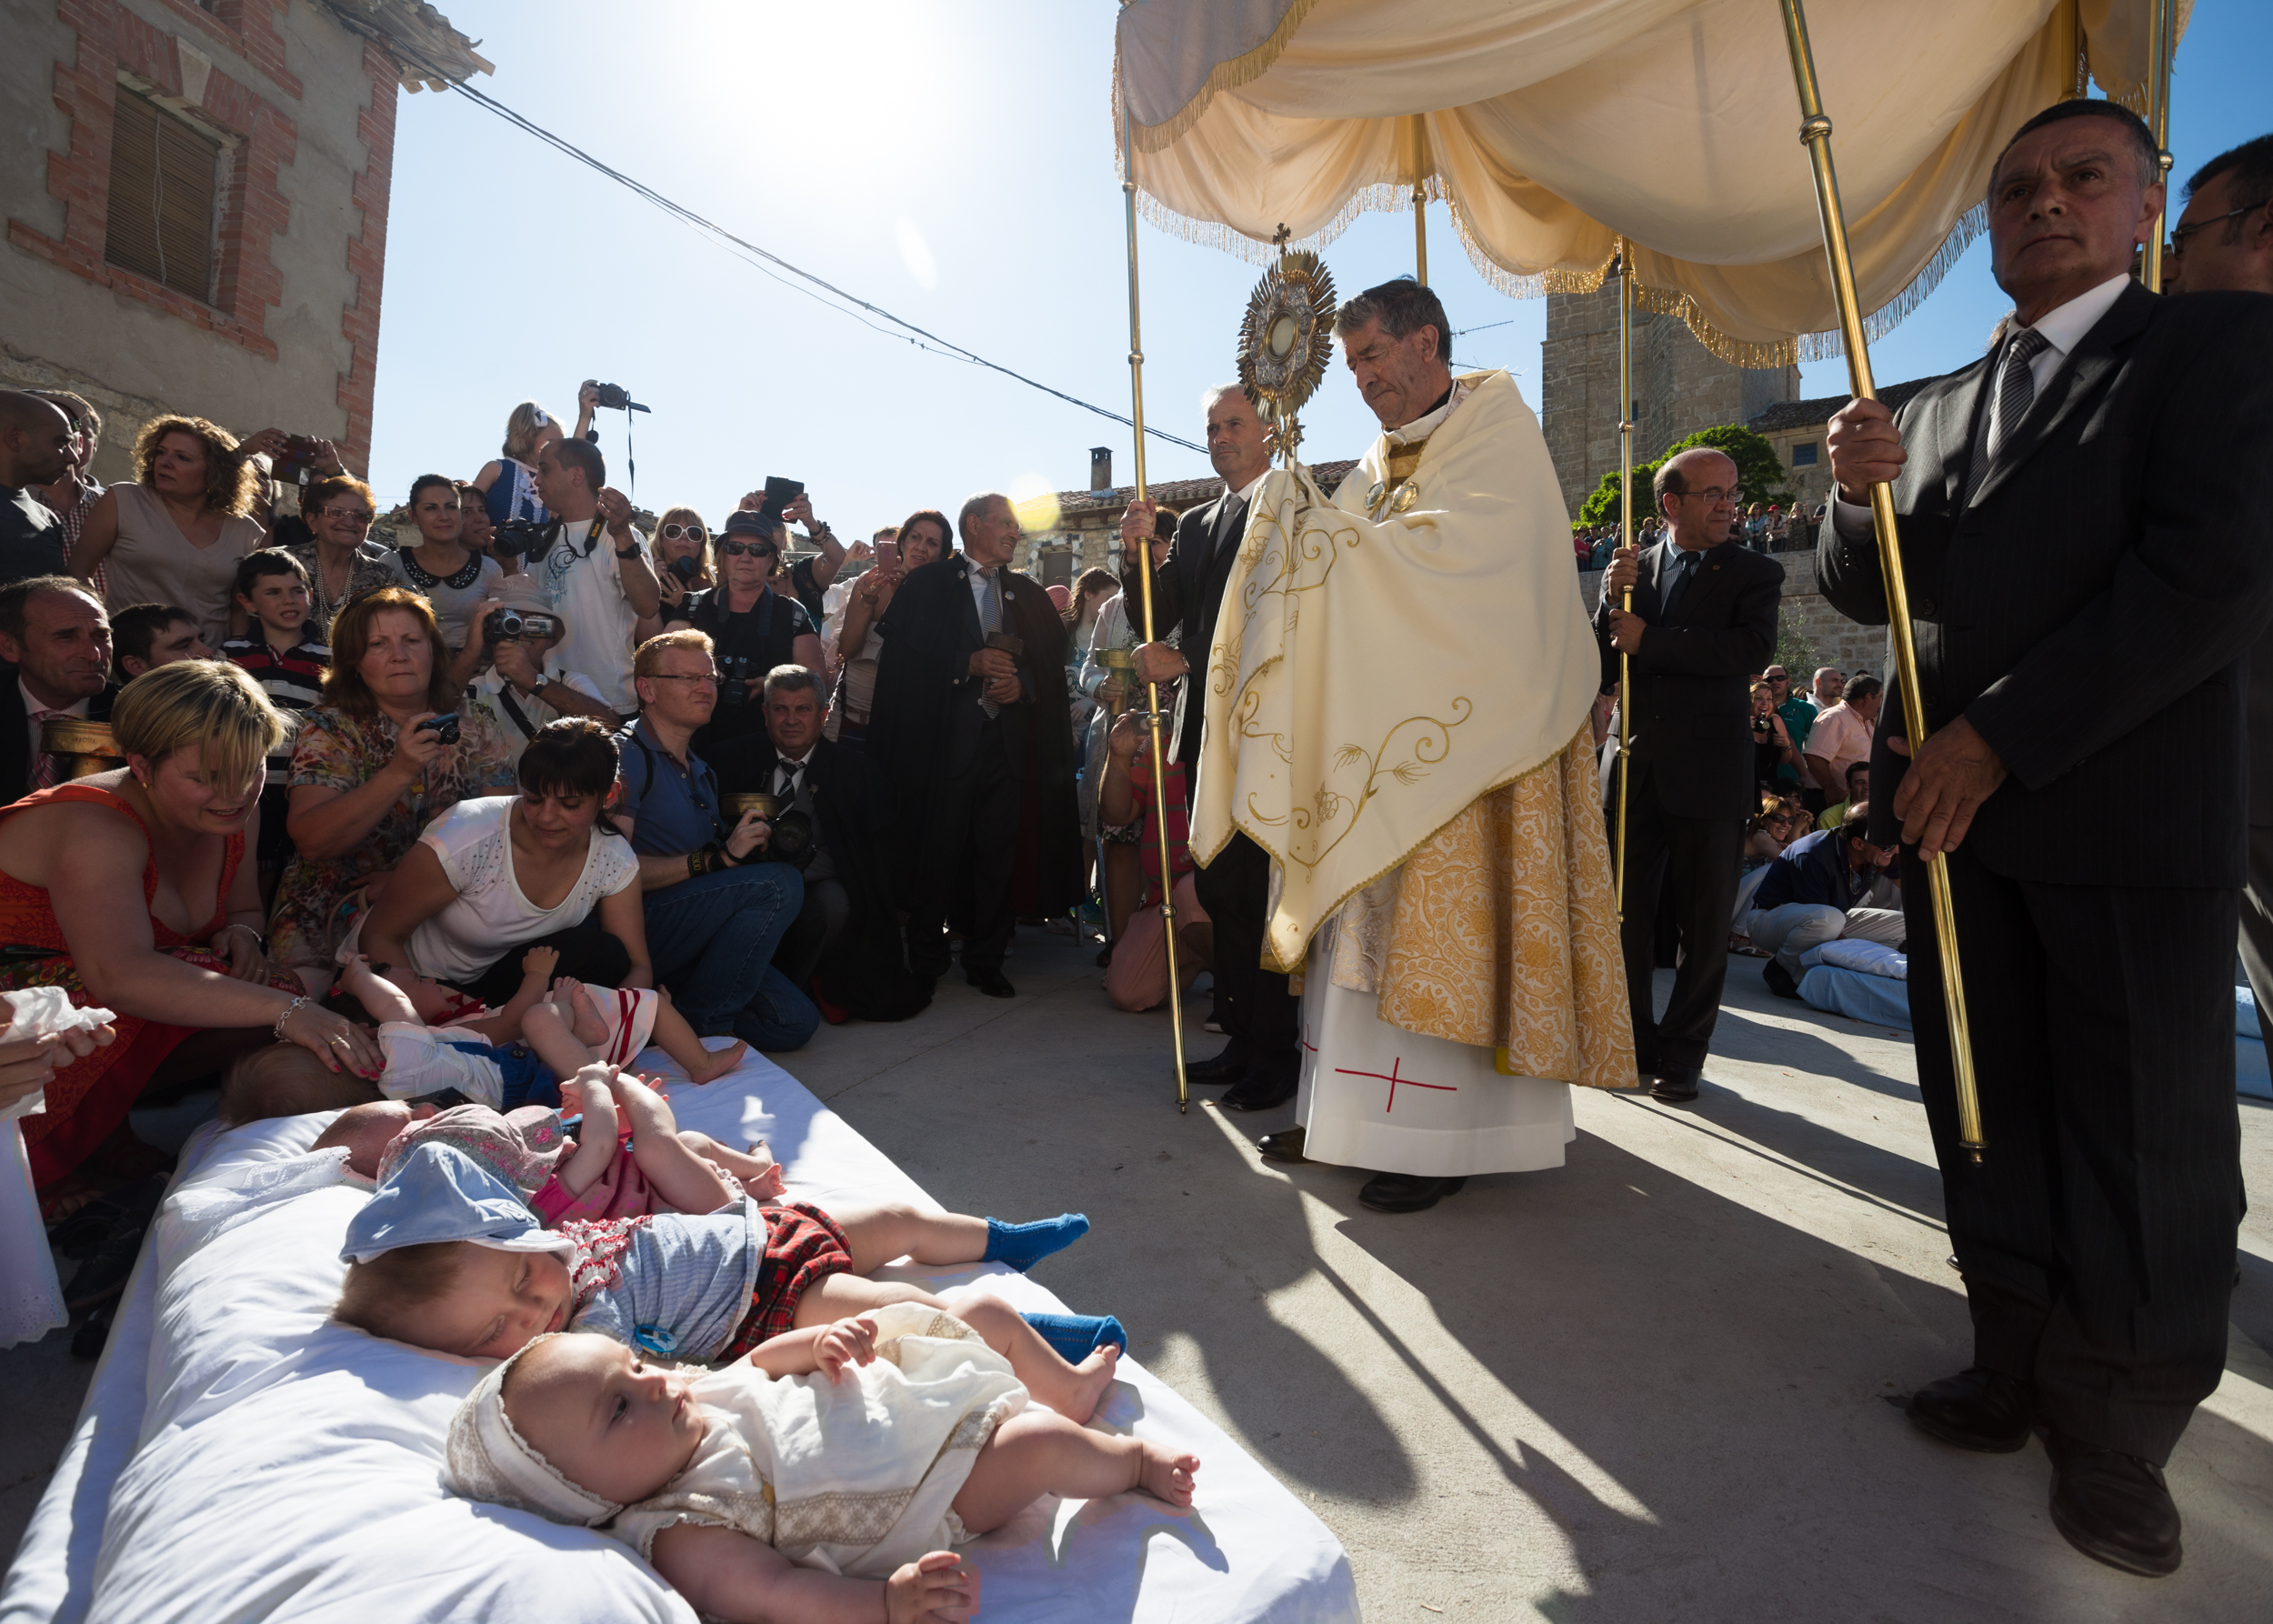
top-left (0, 662), bottom-right (381, 1198)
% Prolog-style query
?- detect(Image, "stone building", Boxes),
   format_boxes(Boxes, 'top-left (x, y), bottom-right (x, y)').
top-left (1538, 282), bottom-right (1801, 517)
top-left (1, 0), bottom-right (486, 484)
top-left (1016, 453), bottom-right (1358, 586)
top-left (1746, 373), bottom-right (1947, 511)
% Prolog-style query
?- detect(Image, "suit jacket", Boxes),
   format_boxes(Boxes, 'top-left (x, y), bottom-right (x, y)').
top-left (0, 669), bottom-right (118, 805)
top-left (1817, 283), bottom-right (2273, 886)
top-left (866, 553), bottom-right (1081, 911)
top-left (1121, 486), bottom-right (1250, 768)
top-left (1593, 538), bottom-right (1783, 820)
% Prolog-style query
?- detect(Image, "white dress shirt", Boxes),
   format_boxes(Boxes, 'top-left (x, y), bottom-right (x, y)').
top-left (1834, 272), bottom-right (2132, 538)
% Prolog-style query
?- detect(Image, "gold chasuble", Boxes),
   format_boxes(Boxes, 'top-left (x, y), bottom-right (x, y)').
top-left (1191, 369), bottom-right (1635, 1177)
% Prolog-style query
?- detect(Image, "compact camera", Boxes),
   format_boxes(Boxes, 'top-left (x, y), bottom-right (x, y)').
top-left (417, 711), bottom-right (461, 746)
top-left (483, 608), bottom-right (561, 646)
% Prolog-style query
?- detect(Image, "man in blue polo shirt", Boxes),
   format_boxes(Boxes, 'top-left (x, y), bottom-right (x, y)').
top-left (1739, 802), bottom-right (1901, 997)
top-left (613, 629), bottom-right (816, 1051)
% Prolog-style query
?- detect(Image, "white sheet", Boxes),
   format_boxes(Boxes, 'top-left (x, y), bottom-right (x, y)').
top-left (1798, 938), bottom-right (1908, 980)
top-left (1, 1047), bottom-right (1358, 1624)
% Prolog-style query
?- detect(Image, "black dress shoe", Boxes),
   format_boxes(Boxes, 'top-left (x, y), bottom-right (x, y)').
top-left (1187, 1039), bottom-right (1250, 1084)
top-left (1257, 1127), bottom-right (1308, 1164)
top-left (1220, 1059), bottom-right (1297, 1112)
top-left (1761, 958), bottom-right (1804, 999)
top-left (1904, 1368), bottom-right (2034, 1453)
top-left (966, 967), bottom-right (1016, 998)
top-left (1357, 1171), bottom-right (1466, 1213)
top-left (2047, 1432), bottom-right (2183, 1577)
top-left (1649, 1068), bottom-right (1701, 1102)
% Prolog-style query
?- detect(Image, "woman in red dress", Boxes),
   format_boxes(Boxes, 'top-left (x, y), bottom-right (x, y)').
top-left (0, 660), bottom-right (382, 1195)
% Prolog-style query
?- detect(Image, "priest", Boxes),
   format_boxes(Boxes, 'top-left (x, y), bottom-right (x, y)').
top-left (1129, 279), bottom-right (1633, 1213)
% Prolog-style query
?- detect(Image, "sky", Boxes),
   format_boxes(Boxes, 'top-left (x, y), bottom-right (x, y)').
top-left (368, 1), bottom-right (2269, 537)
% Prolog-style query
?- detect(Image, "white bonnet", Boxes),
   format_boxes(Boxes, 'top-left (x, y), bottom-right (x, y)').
top-left (443, 1333), bottom-right (623, 1527)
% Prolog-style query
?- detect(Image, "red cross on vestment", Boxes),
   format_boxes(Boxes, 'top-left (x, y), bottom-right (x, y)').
top-left (1333, 1055), bottom-right (1455, 1114)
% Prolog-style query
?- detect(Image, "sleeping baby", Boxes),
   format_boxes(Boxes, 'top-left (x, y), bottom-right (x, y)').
top-left (446, 1306), bottom-right (1197, 1622)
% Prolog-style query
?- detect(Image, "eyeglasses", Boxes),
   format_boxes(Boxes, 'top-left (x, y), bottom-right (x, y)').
top-left (718, 541), bottom-right (777, 559)
top-left (660, 523), bottom-right (706, 542)
top-left (319, 507), bottom-right (375, 525)
top-left (1677, 486), bottom-right (1739, 505)
top-left (2167, 200), bottom-right (2265, 257)
top-left (646, 671), bottom-right (720, 687)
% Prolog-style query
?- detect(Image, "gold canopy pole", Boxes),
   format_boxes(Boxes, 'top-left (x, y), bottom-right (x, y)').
top-left (2140, 0), bottom-right (2177, 292)
top-left (1613, 242), bottom-right (1635, 920)
top-left (1778, 0), bottom-right (1986, 1161)
top-left (1411, 117), bottom-right (1429, 284)
top-left (1120, 94), bottom-right (1192, 1113)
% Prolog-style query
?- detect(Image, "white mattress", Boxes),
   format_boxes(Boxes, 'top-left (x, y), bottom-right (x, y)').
top-left (0, 1047), bottom-right (1358, 1624)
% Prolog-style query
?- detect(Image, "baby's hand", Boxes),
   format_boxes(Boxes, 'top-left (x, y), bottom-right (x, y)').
top-left (520, 945), bottom-right (559, 984)
top-left (743, 1163), bottom-right (787, 1201)
top-left (886, 1551), bottom-right (976, 1624)
top-left (814, 1314), bottom-right (878, 1383)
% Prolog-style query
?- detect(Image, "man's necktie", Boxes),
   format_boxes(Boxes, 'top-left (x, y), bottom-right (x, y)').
top-left (1659, 549), bottom-right (1700, 617)
top-left (775, 759), bottom-right (802, 803)
top-left (29, 709), bottom-right (67, 790)
top-left (1212, 497), bottom-right (1247, 561)
top-left (1963, 326), bottom-right (2050, 507)
top-left (977, 570), bottom-right (1004, 718)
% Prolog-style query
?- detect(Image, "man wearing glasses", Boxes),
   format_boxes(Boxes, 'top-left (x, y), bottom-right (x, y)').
top-left (1598, 446), bottom-right (1784, 1103)
top-left (611, 629), bottom-right (817, 1053)
top-left (2162, 132), bottom-right (2273, 1118)
top-left (665, 510), bottom-right (826, 754)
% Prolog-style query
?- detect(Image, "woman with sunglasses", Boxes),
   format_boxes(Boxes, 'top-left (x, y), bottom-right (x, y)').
top-left (649, 506), bottom-right (715, 622)
top-left (665, 511), bottom-right (825, 752)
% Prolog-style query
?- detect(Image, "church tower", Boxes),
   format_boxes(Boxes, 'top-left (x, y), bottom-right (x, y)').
top-left (1537, 284), bottom-right (1802, 518)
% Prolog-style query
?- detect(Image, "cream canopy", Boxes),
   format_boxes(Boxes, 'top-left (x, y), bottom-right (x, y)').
top-left (1114, 0), bottom-right (2188, 365)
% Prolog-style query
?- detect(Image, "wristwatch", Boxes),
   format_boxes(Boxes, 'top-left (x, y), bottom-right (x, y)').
top-left (529, 672), bottom-right (551, 697)
top-left (615, 544), bottom-right (642, 559)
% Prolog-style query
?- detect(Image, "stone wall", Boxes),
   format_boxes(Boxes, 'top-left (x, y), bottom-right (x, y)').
top-left (1539, 283), bottom-right (1802, 519)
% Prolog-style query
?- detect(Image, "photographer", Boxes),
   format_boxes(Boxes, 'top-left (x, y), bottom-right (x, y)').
top-left (522, 437), bottom-right (658, 714)
top-left (457, 578), bottom-right (618, 770)
top-left (649, 505), bottom-right (714, 624)
top-left (736, 487), bottom-right (845, 625)
top-left (664, 510), bottom-right (824, 754)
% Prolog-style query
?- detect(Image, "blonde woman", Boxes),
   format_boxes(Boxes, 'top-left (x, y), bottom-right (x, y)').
top-left (0, 661), bottom-right (382, 1193)
top-left (71, 416), bottom-right (265, 650)
top-left (649, 505), bottom-right (714, 621)
top-left (471, 387), bottom-right (596, 527)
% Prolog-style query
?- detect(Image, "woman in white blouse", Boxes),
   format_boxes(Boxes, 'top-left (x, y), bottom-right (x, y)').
top-left (358, 717), bottom-right (647, 1006)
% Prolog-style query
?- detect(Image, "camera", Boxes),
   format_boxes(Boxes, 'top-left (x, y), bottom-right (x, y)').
top-left (489, 519), bottom-right (553, 561)
top-left (756, 476), bottom-right (804, 525)
top-left (483, 608), bottom-right (561, 646)
top-left (670, 555), bottom-right (698, 582)
top-left (585, 380), bottom-right (649, 415)
top-left (718, 655), bottom-right (755, 709)
top-left (765, 808), bottom-right (816, 870)
top-left (417, 712), bottom-right (461, 746)
top-left (273, 435), bottom-right (325, 486)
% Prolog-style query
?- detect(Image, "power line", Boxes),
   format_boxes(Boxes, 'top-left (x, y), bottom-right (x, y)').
top-left (433, 77), bottom-right (1207, 456)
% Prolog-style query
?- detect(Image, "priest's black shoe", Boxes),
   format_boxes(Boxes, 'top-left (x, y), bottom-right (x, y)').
top-left (2047, 1432), bottom-right (2182, 1577)
top-left (1357, 1171), bottom-right (1465, 1213)
top-left (1904, 1368), bottom-right (2033, 1453)
top-left (1187, 1039), bottom-right (1250, 1084)
top-left (1257, 1128), bottom-right (1308, 1164)
top-left (966, 967), bottom-right (1016, 998)
top-left (1220, 1056), bottom-right (1297, 1112)
top-left (1649, 1068), bottom-right (1701, 1102)
top-left (1761, 958), bottom-right (1804, 1000)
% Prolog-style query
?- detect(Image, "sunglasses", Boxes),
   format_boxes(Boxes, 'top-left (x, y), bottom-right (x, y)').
top-left (660, 522), bottom-right (706, 542)
top-left (718, 541), bottom-right (778, 559)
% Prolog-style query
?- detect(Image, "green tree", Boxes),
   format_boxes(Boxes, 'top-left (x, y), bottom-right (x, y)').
top-left (1577, 422), bottom-right (1794, 528)
top-left (1773, 606), bottom-right (1819, 681)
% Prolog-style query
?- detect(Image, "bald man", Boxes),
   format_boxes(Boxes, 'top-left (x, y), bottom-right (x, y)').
top-left (0, 392), bottom-right (75, 586)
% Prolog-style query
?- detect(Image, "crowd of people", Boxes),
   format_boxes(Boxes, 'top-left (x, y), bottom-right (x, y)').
top-left (1574, 499), bottom-right (1823, 569)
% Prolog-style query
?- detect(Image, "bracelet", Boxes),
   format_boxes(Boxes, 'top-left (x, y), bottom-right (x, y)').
top-left (273, 995), bottom-right (308, 1041)
top-left (221, 922), bottom-right (264, 950)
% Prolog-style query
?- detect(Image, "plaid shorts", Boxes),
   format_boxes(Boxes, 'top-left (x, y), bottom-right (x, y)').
top-left (719, 1201), bottom-right (855, 1357)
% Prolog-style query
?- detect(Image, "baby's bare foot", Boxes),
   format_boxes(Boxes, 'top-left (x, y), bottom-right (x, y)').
top-left (1059, 1344), bottom-right (1120, 1424)
top-left (1137, 1442), bottom-right (1198, 1507)
top-left (685, 1038), bottom-right (746, 1085)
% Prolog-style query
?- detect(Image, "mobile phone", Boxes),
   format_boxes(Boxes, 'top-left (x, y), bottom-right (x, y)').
top-left (757, 476), bottom-right (804, 525)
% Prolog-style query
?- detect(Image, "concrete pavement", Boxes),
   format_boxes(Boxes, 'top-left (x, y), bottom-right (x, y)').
top-left (5, 931), bottom-right (2268, 1622)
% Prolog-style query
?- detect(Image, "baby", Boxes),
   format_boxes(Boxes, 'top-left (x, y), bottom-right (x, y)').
top-left (446, 1308), bottom-right (1197, 1619)
top-left (337, 955), bottom-right (745, 1112)
top-left (359, 944), bottom-right (562, 1047)
top-left (335, 1143), bottom-right (1123, 1422)
top-left (313, 1073), bottom-right (786, 1221)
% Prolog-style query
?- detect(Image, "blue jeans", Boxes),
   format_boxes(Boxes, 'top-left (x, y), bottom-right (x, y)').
top-left (644, 865), bottom-right (818, 1052)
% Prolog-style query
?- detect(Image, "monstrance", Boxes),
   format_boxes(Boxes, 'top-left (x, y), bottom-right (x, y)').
top-left (1237, 247), bottom-right (1336, 466)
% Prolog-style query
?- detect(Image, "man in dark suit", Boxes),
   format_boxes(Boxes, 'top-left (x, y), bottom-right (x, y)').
top-left (1119, 384), bottom-right (1291, 1109)
top-left (866, 492), bottom-right (1079, 997)
top-left (1822, 100), bottom-right (2273, 1578)
top-left (1597, 449), bottom-right (1782, 1103)
top-left (0, 575), bottom-right (117, 800)
top-left (709, 663), bottom-right (928, 1023)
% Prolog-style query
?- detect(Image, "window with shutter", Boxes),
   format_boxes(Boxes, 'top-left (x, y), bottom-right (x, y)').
top-left (104, 86), bottom-right (221, 303)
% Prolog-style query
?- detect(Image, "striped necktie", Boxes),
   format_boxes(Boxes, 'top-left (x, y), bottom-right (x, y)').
top-left (1963, 327), bottom-right (2050, 507)
top-left (29, 709), bottom-right (68, 790)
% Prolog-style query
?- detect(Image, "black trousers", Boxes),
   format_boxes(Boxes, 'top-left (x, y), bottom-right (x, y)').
top-left (776, 876), bottom-right (852, 987)
top-left (1904, 844), bottom-right (2241, 1463)
top-left (449, 923), bottom-right (630, 1007)
top-left (1191, 830), bottom-right (1297, 1058)
top-left (2237, 823), bottom-right (2273, 1019)
top-left (908, 720), bottom-right (1020, 977)
top-left (1617, 770), bottom-right (1741, 1075)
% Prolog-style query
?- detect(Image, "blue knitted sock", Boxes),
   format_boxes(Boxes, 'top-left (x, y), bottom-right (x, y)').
top-left (1020, 1311), bottom-right (1126, 1361)
top-left (983, 1213), bottom-right (1089, 1271)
